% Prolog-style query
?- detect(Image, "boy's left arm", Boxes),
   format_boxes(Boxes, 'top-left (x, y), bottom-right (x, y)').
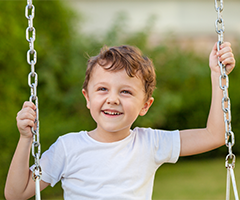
top-left (180, 42), bottom-right (235, 156)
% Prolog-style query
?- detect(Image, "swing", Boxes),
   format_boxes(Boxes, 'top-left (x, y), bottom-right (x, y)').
top-left (215, 0), bottom-right (239, 199)
top-left (25, 0), bottom-right (238, 199)
top-left (25, 0), bottom-right (41, 200)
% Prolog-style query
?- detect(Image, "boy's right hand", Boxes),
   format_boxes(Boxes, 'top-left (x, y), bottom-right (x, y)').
top-left (16, 101), bottom-right (36, 139)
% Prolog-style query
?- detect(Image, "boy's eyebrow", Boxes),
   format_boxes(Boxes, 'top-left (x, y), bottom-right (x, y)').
top-left (93, 82), bottom-right (138, 91)
top-left (93, 82), bottom-right (109, 87)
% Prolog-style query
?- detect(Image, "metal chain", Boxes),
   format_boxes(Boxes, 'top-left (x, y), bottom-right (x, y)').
top-left (214, 1), bottom-right (239, 199)
top-left (26, 0), bottom-right (42, 199)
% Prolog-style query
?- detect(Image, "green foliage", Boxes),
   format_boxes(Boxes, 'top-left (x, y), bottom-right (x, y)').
top-left (1, 1), bottom-right (240, 199)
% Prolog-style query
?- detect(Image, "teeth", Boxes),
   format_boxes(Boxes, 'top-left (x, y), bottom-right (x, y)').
top-left (103, 111), bottom-right (121, 115)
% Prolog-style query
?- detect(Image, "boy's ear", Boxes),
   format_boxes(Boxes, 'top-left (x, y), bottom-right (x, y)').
top-left (139, 97), bottom-right (154, 116)
top-left (82, 89), bottom-right (90, 109)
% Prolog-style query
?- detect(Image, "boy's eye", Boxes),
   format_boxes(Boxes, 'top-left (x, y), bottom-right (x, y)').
top-left (97, 87), bottom-right (107, 91)
top-left (121, 90), bottom-right (132, 95)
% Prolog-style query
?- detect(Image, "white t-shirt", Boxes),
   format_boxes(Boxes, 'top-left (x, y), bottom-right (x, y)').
top-left (34, 127), bottom-right (180, 200)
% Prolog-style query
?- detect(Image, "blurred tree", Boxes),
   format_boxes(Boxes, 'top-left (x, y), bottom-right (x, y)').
top-left (0, 1), bottom-right (94, 199)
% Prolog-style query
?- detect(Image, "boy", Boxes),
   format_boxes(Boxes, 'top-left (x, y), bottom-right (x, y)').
top-left (5, 42), bottom-right (235, 200)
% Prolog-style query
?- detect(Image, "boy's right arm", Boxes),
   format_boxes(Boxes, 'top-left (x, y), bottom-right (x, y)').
top-left (4, 101), bottom-right (49, 200)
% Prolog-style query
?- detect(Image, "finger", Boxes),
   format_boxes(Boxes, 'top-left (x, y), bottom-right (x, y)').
top-left (217, 46), bottom-right (232, 57)
top-left (17, 108), bottom-right (36, 122)
top-left (220, 42), bottom-right (231, 49)
top-left (219, 51), bottom-right (234, 63)
top-left (222, 57), bottom-right (235, 67)
top-left (211, 42), bottom-right (218, 56)
top-left (223, 57), bottom-right (235, 74)
top-left (22, 101), bottom-right (36, 110)
top-left (17, 119), bottom-right (35, 137)
top-left (18, 110), bottom-right (36, 121)
top-left (17, 119), bottom-right (35, 130)
top-left (225, 65), bottom-right (234, 74)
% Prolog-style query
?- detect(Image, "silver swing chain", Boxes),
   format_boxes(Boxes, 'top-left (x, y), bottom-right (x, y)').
top-left (25, 0), bottom-right (42, 198)
top-left (215, 0), bottom-right (239, 199)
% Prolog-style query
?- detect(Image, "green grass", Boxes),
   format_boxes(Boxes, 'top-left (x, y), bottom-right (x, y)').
top-left (37, 158), bottom-right (240, 200)
top-left (153, 158), bottom-right (240, 200)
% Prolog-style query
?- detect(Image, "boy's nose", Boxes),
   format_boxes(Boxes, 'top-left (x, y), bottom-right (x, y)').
top-left (106, 93), bottom-right (120, 105)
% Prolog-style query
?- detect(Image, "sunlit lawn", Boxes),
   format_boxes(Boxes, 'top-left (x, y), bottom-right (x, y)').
top-left (153, 158), bottom-right (240, 200)
top-left (38, 158), bottom-right (240, 200)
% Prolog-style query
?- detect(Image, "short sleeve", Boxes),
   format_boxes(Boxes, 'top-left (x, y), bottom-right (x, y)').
top-left (153, 129), bottom-right (180, 165)
top-left (30, 137), bottom-right (67, 187)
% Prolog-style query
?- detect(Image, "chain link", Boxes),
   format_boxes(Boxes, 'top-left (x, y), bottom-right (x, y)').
top-left (215, 0), bottom-right (225, 43)
top-left (215, 1), bottom-right (239, 199)
top-left (26, 0), bottom-right (42, 184)
top-left (215, 0), bottom-right (235, 169)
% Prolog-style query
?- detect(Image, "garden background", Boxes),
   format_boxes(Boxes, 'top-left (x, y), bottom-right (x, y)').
top-left (1, 1), bottom-right (240, 199)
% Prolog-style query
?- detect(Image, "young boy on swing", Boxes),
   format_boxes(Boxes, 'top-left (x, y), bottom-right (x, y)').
top-left (5, 42), bottom-right (235, 200)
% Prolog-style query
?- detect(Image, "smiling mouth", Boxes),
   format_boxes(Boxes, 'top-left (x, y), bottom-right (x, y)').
top-left (102, 110), bottom-right (123, 116)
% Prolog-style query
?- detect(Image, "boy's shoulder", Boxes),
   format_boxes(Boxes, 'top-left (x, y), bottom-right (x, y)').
top-left (132, 127), bottom-right (180, 144)
top-left (57, 131), bottom-right (87, 145)
top-left (133, 127), bottom-right (179, 135)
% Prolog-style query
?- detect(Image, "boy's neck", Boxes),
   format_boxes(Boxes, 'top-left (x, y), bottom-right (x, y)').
top-left (88, 128), bottom-right (131, 143)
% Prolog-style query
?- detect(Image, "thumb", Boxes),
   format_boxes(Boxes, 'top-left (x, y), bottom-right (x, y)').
top-left (209, 42), bottom-right (219, 69)
top-left (210, 42), bottom-right (218, 57)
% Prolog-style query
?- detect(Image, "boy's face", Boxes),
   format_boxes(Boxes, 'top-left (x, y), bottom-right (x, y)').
top-left (82, 64), bottom-right (154, 139)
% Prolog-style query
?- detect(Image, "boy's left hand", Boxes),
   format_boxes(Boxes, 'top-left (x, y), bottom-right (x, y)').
top-left (209, 42), bottom-right (235, 75)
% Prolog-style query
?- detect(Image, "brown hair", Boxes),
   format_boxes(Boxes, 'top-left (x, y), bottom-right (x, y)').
top-left (83, 45), bottom-right (156, 101)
